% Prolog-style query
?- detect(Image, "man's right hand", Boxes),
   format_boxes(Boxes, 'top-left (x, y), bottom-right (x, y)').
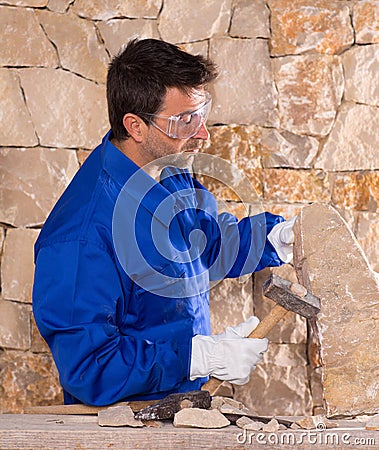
top-left (189, 316), bottom-right (268, 385)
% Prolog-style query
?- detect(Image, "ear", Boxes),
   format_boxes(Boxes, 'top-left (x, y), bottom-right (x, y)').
top-left (122, 113), bottom-right (146, 143)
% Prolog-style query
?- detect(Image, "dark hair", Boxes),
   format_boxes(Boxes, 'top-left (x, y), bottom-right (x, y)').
top-left (106, 38), bottom-right (218, 140)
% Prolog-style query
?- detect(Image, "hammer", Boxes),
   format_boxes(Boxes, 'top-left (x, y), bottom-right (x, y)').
top-left (201, 273), bottom-right (321, 396)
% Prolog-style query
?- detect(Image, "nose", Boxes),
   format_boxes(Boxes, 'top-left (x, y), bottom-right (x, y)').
top-left (193, 121), bottom-right (210, 140)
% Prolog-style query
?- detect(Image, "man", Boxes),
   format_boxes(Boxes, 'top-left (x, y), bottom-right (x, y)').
top-left (33, 38), bottom-right (295, 406)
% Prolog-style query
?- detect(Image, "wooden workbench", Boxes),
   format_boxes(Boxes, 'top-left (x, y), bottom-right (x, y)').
top-left (0, 413), bottom-right (377, 449)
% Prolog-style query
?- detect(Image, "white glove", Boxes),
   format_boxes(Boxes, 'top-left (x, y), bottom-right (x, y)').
top-left (190, 316), bottom-right (268, 385)
top-left (267, 216), bottom-right (297, 263)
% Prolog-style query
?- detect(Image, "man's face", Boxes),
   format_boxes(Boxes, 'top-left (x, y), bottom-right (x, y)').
top-left (141, 87), bottom-right (210, 164)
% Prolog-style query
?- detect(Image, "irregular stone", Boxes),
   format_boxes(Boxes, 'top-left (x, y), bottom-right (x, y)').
top-left (220, 403), bottom-right (250, 416)
top-left (19, 68), bottom-right (108, 149)
top-left (3, 0), bottom-right (47, 5)
top-left (72, 0), bottom-right (162, 20)
top-left (296, 415), bottom-right (338, 430)
top-left (236, 416), bottom-right (264, 431)
top-left (0, 6), bottom-right (58, 67)
top-left (77, 149), bottom-right (91, 166)
top-left (38, 11), bottom-right (109, 83)
top-left (1, 228), bottom-right (39, 303)
top-left (261, 129), bottom-right (319, 169)
top-left (355, 212), bottom-right (379, 272)
top-left (0, 147), bottom-right (78, 227)
top-left (0, 69), bottom-right (38, 147)
top-left (273, 54), bottom-right (344, 136)
top-left (0, 298), bottom-right (31, 350)
top-left (209, 38), bottom-right (278, 127)
top-left (173, 408), bottom-right (230, 429)
top-left (0, 350), bottom-right (62, 413)
top-left (98, 405), bottom-right (144, 427)
top-left (159, 0), bottom-right (231, 43)
top-left (262, 418), bottom-right (280, 432)
top-left (343, 44), bottom-right (379, 107)
top-left (180, 41), bottom-right (209, 58)
top-left (263, 169), bottom-right (331, 204)
top-left (98, 19), bottom-right (159, 57)
top-left (353, 0), bottom-right (379, 44)
top-left (317, 103), bottom-right (379, 171)
top-left (294, 203), bottom-right (379, 417)
top-left (47, 0), bottom-right (72, 13)
top-left (269, 0), bottom-right (354, 56)
top-left (365, 414), bottom-right (379, 431)
top-left (31, 316), bottom-right (49, 353)
top-left (230, 0), bottom-right (269, 38)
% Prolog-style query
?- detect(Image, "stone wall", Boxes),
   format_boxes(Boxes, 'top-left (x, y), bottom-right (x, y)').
top-left (1, 0), bottom-right (378, 414)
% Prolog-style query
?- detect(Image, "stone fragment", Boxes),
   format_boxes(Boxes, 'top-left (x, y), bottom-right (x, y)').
top-left (173, 408), bottom-right (230, 429)
top-left (0, 6), bottom-right (58, 67)
top-left (294, 203), bottom-right (379, 417)
top-left (269, 0), bottom-right (354, 56)
top-left (273, 55), bottom-right (343, 136)
top-left (0, 69), bottom-right (38, 147)
top-left (159, 0), bottom-right (231, 43)
top-left (3, 0), bottom-right (47, 5)
top-left (355, 212), bottom-right (379, 272)
top-left (220, 404), bottom-right (250, 416)
top-left (0, 298), bottom-right (31, 350)
top-left (353, 0), bottom-right (379, 44)
top-left (261, 129), bottom-right (319, 169)
top-left (209, 39), bottom-right (278, 127)
top-left (0, 350), bottom-right (62, 414)
top-left (365, 414), bottom-right (379, 431)
top-left (98, 405), bottom-right (144, 427)
top-left (38, 11), bottom-right (109, 83)
top-left (47, 0), bottom-right (72, 13)
top-left (98, 19), bottom-right (159, 57)
top-left (230, 0), bottom-right (269, 38)
top-left (290, 422), bottom-right (301, 429)
top-left (72, 0), bottom-right (162, 20)
top-left (1, 228), bottom-right (39, 303)
top-left (19, 68), bottom-right (108, 149)
top-left (316, 103), bottom-right (379, 171)
top-left (0, 147), bottom-right (78, 227)
top-left (343, 44), bottom-right (379, 107)
top-left (296, 415), bottom-right (338, 430)
top-left (236, 416), bottom-right (264, 431)
top-left (262, 418), bottom-right (280, 432)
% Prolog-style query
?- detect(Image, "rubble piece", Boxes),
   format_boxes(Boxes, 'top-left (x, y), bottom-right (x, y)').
top-left (173, 408), bottom-right (230, 429)
top-left (365, 414), bottom-right (379, 431)
top-left (98, 405), bottom-right (144, 427)
top-left (279, 424), bottom-right (287, 430)
top-left (236, 416), bottom-right (264, 431)
top-left (294, 203), bottom-right (379, 417)
top-left (220, 404), bottom-right (251, 416)
top-left (290, 422), bottom-right (301, 430)
top-left (296, 415), bottom-right (338, 430)
top-left (262, 418), bottom-right (280, 433)
top-left (210, 396), bottom-right (225, 410)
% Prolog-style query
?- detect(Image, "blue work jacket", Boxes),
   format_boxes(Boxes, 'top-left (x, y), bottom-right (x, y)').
top-left (32, 131), bottom-right (285, 406)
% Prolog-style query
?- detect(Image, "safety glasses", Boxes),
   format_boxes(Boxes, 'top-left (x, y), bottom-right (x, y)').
top-left (141, 92), bottom-right (212, 139)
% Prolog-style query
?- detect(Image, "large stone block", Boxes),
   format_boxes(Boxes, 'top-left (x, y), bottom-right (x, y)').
top-left (269, 0), bottom-right (354, 56)
top-left (353, 0), bottom-right (379, 44)
top-left (1, 228), bottom-right (39, 303)
top-left (0, 69), bottom-right (38, 147)
top-left (209, 38), bottom-right (278, 127)
top-left (0, 147), bottom-right (78, 227)
top-left (230, 0), bottom-right (270, 38)
top-left (0, 298), bottom-right (31, 350)
top-left (294, 203), bottom-right (379, 417)
top-left (0, 6), bottom-right (58, 67)
top-left (37, 11), bottom-right (109, 83)
top-left (72, 0), bottom-right (162, 20)
top-left (0, 350), bottom-right (62, 413)
top-left (317, 103), bottom-right (379, 171)
top-left (354, 212), bottom-right (379, 272)
top-left (19, 68), bottom-right (108, 149)
top-left (47, 0), bottom-right (72, 13)
top-left (159, 0), bottom-right (231, 43)
top-left (273, 55), bottom-right (344, 136)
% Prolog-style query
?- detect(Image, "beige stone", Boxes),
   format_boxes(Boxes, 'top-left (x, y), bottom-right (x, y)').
top-left (365, 414), bottom-right (379, 431)
top-left (98, 19), bottom-right (159, 56)
top-left (47, 0), bottom-right (72, 13)
top-left (0, 6), bottom-right (58, 67)
top-left (173, 408), bottom-right (230, 428)
top-left (269, 0), bottom-right (354, 56)
top-left (31, 316), bottom-right (49, 353)
top-left (1, 228), bottom-right (39, 303)
top-left (159, 0), bottom-right (231, 43)
top-left (343, 44), bottom-right (379, 107)
top-left (0, 350), bottom-right (62, 413)
top-left (310, 367), bottom-right (324, 410)
top-left (72, 0), bottom-right (162, 20)
top-left (38, 11), bottom-right (109, 83)
top-left (273, 55), bottom-right (344, 136)
top-left (179, 41), bottom-right (209, 58)
top-left (294, 203), bottom-right (379, 417)
top-left (355, 212), bottom-right (379, 272)
top-left (98, 405), bottom-right (144, 427)
top-left (0, 298), bottom-right (31, 350)
top-left (19, 68), bottom-right (108, 149)
top-left (317, 103), bottom-right (379, 171)
top-left (262, 418), bottom-right (280, 432)
top-left (353, 0), bottom-right (379, 44)
top-left (230, 0), bottom-right (269, 38)
top-left (0, 147), bottom-right (78, 227)
top-left (2, 0), bottom-right (47, 5)
top-left (0, 69), bottom-right (38, 147)
top-left (209, 38), bottom-right (278, 127)
top-left (236, 416), bottom-right (264, 430)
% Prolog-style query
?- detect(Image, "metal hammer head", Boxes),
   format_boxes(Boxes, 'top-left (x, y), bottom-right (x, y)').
top-left (263, 274), bottom-right (320, 319)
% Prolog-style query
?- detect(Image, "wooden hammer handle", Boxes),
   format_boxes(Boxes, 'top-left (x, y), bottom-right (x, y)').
top-left (201, 304), bottom-right (289, 395)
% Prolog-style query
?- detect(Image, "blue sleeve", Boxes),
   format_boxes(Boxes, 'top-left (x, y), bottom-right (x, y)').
top-left (32, 240), bottom-right (192, 406)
